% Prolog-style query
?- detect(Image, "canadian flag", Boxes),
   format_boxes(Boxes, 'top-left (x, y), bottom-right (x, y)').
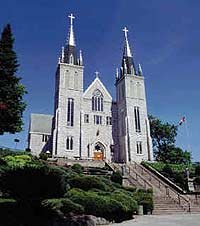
top-left (179, 116), bottom-right (186, 125)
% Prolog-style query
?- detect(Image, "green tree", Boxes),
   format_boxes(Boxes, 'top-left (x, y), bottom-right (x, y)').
top-left (148, 115), bottom-right (190, 164)
top-left (0, 24), bottom-right (26, 135)
top-left (148, 115), bottom-right (178, 160)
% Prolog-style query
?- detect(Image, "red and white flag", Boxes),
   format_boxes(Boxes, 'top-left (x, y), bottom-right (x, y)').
top-left (179, 116), bottom-right (186, 125)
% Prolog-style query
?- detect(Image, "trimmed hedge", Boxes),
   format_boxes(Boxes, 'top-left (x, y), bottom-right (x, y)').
top-left (66, 188), bottom-right (138, 222)
top-left (68, 175), bottom-right (109, 191)
top-left (42, 198), bottom-right (84, 215)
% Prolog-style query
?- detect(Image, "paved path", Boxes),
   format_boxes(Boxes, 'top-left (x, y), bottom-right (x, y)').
top-left (112, 214), bottom-right (200, 226)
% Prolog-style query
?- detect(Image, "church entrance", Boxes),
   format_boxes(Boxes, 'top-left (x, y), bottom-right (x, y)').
top-left (93, 142), bottom-right (105, 161)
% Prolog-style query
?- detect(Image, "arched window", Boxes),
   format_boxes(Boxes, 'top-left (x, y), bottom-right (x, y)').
top-left (66, 136), bottom-right (73, 150)
top-left (92, 89), bottom-right (103, 111)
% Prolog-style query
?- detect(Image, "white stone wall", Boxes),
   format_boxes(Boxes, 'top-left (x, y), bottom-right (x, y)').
top-left (116, 74), bottom-right (153, 163)
top-left (81, 77), bottom-right (113, 161)
top-left (28, 133), bottom-right (50, 156)
top-left (52, 63), bottom-right (83, 158)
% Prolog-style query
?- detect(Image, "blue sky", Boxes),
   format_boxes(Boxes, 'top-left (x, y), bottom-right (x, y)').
top-left (0, 0), bottom-right (200, 161)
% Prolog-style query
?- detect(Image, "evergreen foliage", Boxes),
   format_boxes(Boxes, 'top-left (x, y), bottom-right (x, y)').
top-left (0, 24), bottom-right (26, 135)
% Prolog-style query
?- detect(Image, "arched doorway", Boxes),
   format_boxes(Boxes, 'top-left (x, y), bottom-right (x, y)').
top-left (93, 142), bottom-right (105, 161)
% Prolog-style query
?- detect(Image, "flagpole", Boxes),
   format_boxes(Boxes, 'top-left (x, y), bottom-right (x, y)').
top-left (184, 119), bottom-right (192, 159)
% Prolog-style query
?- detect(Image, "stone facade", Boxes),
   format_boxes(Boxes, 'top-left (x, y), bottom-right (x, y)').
top-left (28, 14), bottom-right (153, 163)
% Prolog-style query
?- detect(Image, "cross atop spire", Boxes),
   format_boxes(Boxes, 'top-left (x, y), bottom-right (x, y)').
top-left (67, 13), bottom-right (76, 46)
top-left (122, 26), bottom-right (132, 57)
top-left (95, 71), bottom-right (100, 78)
top-left (123, 27), bottom-right (129, 39)
top-left (68, 13), bottom-right (75, 26)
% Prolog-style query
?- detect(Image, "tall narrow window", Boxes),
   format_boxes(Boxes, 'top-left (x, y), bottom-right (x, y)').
top-left (136, 141), bottom-right (142, 154)
top-left (69, 54), bottom-right (74, 64)
top-left (84, 114), bottom-right (89, 123)
top-left (134, 106), bottom-right (141, 132)
top-left (106, 116), bottom-right (112, 125)
top-left (67, 98), bottom-right (74, 126)
top-left (66, 136), bottom-right (73, 150)
top-left (92, 89), bottom-right (103, 111)
top-left (94, 115), bottom-right (102, 125)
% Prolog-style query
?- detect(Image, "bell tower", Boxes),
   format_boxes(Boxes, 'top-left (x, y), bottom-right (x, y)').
top-left (116, 27), bottom-right (153, 163)
top-left (52, 13), bottom-right (84, 158)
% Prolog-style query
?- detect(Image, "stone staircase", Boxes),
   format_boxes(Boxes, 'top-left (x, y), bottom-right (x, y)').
top-left (108, 162), bottom-right (200, 215)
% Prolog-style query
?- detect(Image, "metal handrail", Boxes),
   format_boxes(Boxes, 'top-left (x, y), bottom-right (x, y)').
top-left (134, 162), bottom-right (191, 212)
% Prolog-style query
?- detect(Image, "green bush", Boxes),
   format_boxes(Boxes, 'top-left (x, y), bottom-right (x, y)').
top-left (111, 170), bottom-right (122, 185)
top-left (194, 176), bottom-right (200, 185)
top-left (71, 163), bottom-right (83, 174)
top-left (39, 153), bottom-right (48, 161)
top-left (195, 165), bottom-right (200, 176)
top-left (0, 165), bottom-right (67, 201)
top-left (66, 188), bottom-right (137, 222)
top-left (0, 148), bottom-right (27, 157)
top-left (68, 175), bottom-right (109, 191)
top-left (42, 198), bottom-right (84, 215)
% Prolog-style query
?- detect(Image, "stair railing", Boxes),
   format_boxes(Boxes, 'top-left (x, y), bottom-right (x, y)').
top-left (133, 162), bottom-right (191, 212)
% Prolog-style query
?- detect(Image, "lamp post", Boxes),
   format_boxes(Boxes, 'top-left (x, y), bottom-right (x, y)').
top-left (14, 138), bottom-right (20, 150)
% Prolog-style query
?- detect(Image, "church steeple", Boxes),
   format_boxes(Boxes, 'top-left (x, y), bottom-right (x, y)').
top-left (120, 27), bottom-right (136, 77)
top-left (60, 13), bottom-right (80, 65)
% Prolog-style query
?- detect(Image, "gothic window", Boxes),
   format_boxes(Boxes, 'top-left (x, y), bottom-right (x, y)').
top-left (134, 106), bottom-right (141, 132)
top-left (84, 114), bottom-right (89, 123)
top-left (67, 98), bottom-right (74, 126)
top-left (136, 141), bottom-right (142, 154)
top-left (94, 115), bottom-right (102, 125)
top-left (69, 54), bottom-right (74, 64)
top-left (106, 116), bottom-right (112, 125)
top-left (66, 136), bottom-right (73, 150)
top-left (92, 89), bottom-right (103, 111)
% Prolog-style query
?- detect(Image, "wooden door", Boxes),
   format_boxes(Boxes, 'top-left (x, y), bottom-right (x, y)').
top-left (94, 151), bottom-right (103, 161)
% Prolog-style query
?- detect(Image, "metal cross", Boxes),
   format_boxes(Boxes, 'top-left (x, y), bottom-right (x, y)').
top-left (95, 71), bottom-right (99, 78)
top-left (68, 13), bottom-right (75, 25)
top-left (123, 26), bottom-right (128, 38)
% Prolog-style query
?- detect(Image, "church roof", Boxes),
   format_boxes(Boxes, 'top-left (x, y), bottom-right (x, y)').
top-left (83, 76), bottom-right (112, 101)
top-left (29, 114), bottom-right (53, 134)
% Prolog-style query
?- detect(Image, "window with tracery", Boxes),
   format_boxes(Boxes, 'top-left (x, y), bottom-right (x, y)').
top-left (92, 89), bottom-right (103, 111)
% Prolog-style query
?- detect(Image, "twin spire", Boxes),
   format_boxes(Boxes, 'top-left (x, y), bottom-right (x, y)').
top-left (59, 13), bottom-right (143, 76)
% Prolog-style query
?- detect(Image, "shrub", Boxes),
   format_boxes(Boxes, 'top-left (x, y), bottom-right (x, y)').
top-left (162, 164), bottom-right (173, 176)
top-left (42, 198), bottom-right (84, 215)
top-left (39, 153), bottom-right (48, 161)
top-left (0, 165), bottom-right (67, 202)
top-left (111, 170), bottom-right (122, 185)
top-left (71, 163), bottom-right (83, 174)
top-left (194, 176), bottom-right (200, 185)
top-left (66, 188), bottom-right (138, 222)
top-left (133, 189), bottom-right (154, 214)
top-left (68, 175), bottom-right (108, 191)
top-left (195, 165), bottom-right (200, 176)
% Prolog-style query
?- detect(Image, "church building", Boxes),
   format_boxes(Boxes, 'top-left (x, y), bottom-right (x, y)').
top-left (28, 14), bottom-right (153, 163)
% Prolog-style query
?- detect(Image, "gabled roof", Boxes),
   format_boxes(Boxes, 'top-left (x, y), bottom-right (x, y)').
top-left (29, 114), bottom-right (53, 134)
top-left (83, 77), bottom-right (112, 101)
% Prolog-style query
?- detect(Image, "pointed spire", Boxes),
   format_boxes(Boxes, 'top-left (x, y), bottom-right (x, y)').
top-left (122, 27), bottom-right (132, 57)
top-left (120, 26), bottom-right (136, 76)
top-left (61, 46), bottom-right (64, 62)
top-left (123, 58), bottom-right (127, 74)
top-left (116, 68), bottom-right (119, 79)
top-left (79, 50), bottom-right (83, 66)
top-left (138, 63), bottom-right (143, 76)
top-left (67, 13), bottom-right (75, 46)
